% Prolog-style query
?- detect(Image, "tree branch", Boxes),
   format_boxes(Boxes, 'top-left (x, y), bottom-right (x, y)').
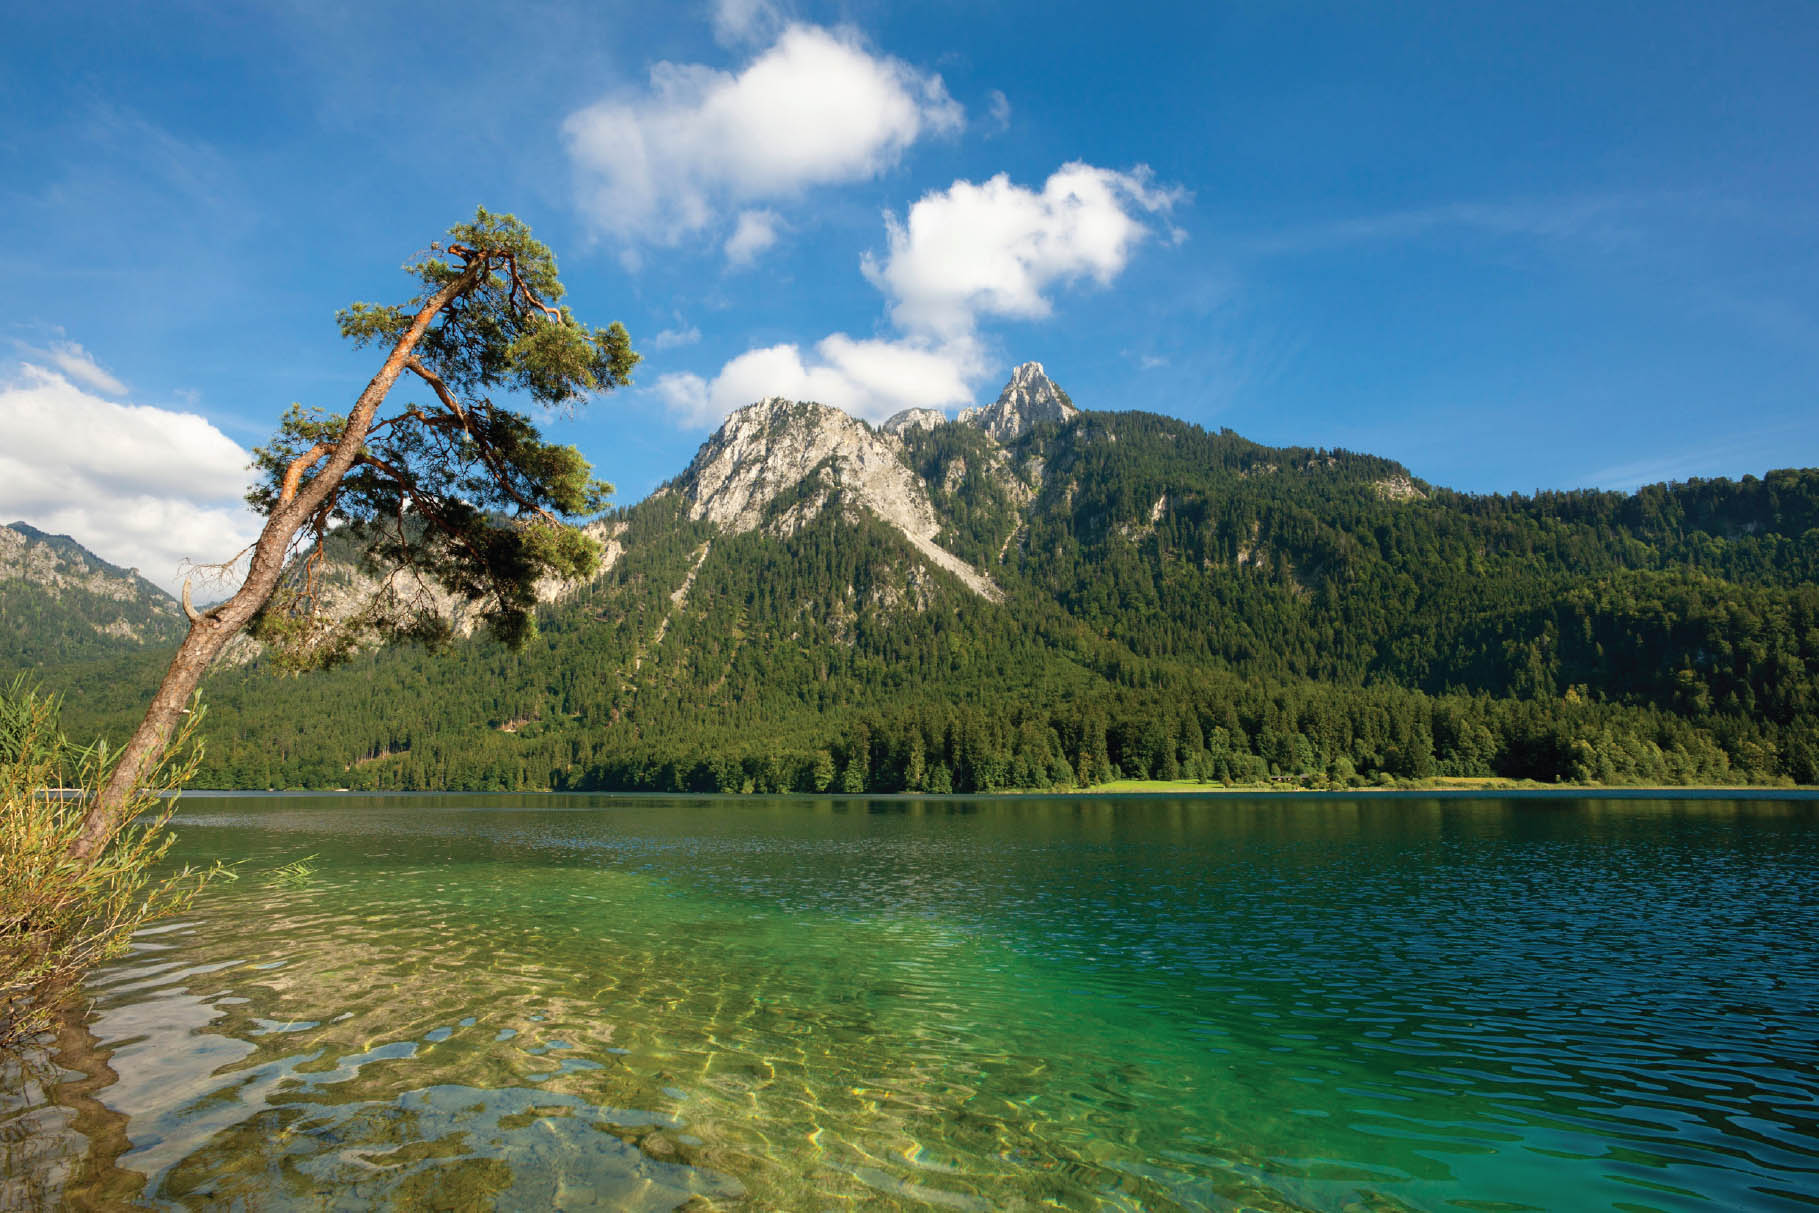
top-left (364, 408), bottom-right (428, 442)
top-left (278, 443), bottom-right (333, 508)
top-left (388, 484), bottom-right (440, 606)
top-left (504, 254), bottom-right (562, 322)
top-left (406, 358), bottom-right (560, 524)
top-left (407, 359), bottom-right (469, 424)
top-left (380, 480), bottom-right (516, 623)
top-left (356, 451), bottom-right (416, 487)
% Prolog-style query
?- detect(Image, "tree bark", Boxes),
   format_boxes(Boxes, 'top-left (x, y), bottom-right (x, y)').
top-left (71, 261), bottom-right (484, 861)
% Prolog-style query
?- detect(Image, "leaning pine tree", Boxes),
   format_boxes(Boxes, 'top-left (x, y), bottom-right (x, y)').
top-left (71, 208), bottom-right (638, 860)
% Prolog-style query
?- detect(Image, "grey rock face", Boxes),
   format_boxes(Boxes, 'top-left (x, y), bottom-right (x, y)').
top-left (216, 518), bottom-right (624, 667)
top-left (307, 519), bottom-right (627, 638)
top-left (1373, 474), bottom-right (1427, 502)
top-left (1, 524), bottom-right (161, 603)
top-left (880, 407), bottom-right (947, 436)
top-left (675, 397), bottom-right (1001, 600)
top-left (1, 521), bottom-right (181, 642)
top-left (957, 361), bottom-right (1078, 444)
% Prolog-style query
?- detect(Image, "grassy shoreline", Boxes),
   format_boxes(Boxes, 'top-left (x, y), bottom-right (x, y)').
top-left (1030, 776), bottom-right (1814, 796)
top-left (186, 778), bottom-right (1817, 798)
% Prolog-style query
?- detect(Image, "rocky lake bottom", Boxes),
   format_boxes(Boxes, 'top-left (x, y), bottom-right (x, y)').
top-left (3, 792), bottom-right (1817, 1210)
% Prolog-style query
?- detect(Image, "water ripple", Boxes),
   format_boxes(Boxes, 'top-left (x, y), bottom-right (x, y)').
top-left (2, 794), bottom-right (1816, 1210)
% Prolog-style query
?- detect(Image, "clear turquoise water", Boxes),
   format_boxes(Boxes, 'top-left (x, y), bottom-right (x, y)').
top-left (4, 793), bottom-right (1818, 1210)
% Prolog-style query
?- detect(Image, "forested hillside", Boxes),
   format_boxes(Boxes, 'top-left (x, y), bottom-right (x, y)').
top-left (21, 365), bottom-right (1819, 792)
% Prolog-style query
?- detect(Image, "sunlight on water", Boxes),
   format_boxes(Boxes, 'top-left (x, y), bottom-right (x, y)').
top-left (4, 794), bottom-right (1818, 1210)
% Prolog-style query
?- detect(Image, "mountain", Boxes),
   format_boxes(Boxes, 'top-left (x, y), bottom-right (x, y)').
top-left (214, 515), bottom-right (628, 671)
top-left (879, 407), bottom-right (945, 437)
top-left (21, 364), bottom-right (1819, 791)
top-left (956, 360), bottom-right (1078, 442)
top-left (668, 395), bottom-right (1002, 600)
top-left (0, 522), bottom-right (186, 666)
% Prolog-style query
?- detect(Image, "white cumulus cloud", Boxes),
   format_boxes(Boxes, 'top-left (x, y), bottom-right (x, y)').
top-left (0, 362), bottom-right (260, 594)
top-left (863, 162), bottom-right (1185, 339)
top-left (651, 162), bottom-right (1184, 426)
top-left (564, 23), bottom-right (962, 258)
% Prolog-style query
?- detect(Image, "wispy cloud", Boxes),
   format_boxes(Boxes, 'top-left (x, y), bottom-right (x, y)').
top-left (985, 89), bottom-right (1011, 134)
top-left (76, 101), bottom-right (243, 216)
top-left (711, 0), bottom-right (787, 48)
top-left (1246, 192), bottom-right (1665, 258)
top-left (1695, 288), bottom-right (1819, 354)
top-left (1245, 188), bottom-right (1819, 361)
top-left (12, 339), bottom-right (127, 395)
top-left (1579, 424), bottom-right (1809, 490)
top-left (651, 324), bottom-right (702, 351)
top-left (724, 209), bottom-right (784, 267)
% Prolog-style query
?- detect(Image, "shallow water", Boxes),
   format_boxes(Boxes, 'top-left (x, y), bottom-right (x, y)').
top-left (4, 793), bottom-right (1819, 1210)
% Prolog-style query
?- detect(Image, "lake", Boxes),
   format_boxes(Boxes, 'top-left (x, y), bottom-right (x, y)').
top-left (4, 793), bottom-right (1818, 1210)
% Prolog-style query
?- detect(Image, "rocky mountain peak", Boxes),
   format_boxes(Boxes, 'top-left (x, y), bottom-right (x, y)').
top-left (957, 361), bottom-right (1078, 443)
top-left (677, 398), bottom-right (874, 533)
top-left (671, 397), bottom-right (1001, 600)
top-left (880, 407), bottom-right (946, 436)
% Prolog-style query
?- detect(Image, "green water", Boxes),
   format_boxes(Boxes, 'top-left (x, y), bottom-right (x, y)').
top-left (5, 794), bottom-right (1819, 1210)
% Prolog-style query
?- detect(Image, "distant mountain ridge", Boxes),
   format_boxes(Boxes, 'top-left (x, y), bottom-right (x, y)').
top-left (1, 522), bottom-right (185, 665)
top-left (3, 522), bottom-right (162, 592)
top-left (17, 362), bottom-right (1819, 791)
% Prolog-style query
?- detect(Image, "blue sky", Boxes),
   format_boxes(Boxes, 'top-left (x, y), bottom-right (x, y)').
top-left (2, 0), bottom-right (1815, 588)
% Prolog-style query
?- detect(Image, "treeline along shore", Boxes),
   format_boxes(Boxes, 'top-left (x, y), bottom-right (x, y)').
top-left (14, 374), bottom-right (1819, 795)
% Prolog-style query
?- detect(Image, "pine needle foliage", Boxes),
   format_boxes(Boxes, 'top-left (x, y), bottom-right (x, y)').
top-left (244, 207), bottom-right (639, 669)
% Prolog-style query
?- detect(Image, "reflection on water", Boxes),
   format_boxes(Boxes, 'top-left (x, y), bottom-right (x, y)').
top-left (4, 793), bottom-right (1819, 1210)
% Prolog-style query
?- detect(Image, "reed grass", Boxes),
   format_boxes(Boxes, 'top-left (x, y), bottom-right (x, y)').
top-left (1, 679), bottom-right (220, 1052)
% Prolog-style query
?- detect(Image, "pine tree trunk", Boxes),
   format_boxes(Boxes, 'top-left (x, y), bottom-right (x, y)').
top-left (69, 264), bottom-right (481, 861)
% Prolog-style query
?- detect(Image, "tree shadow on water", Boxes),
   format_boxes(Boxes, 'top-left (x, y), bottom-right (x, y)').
top-left (0, 998), bottom-right (141, 1211)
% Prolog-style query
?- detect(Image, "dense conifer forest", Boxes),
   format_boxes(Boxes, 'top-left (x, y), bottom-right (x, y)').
top-left (20, 405), bottom-right (1819, 793)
